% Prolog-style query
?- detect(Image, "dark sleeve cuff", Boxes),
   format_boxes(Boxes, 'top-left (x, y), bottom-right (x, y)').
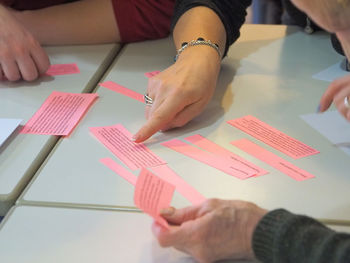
top-left (171, 0), bottom-right (252, 57)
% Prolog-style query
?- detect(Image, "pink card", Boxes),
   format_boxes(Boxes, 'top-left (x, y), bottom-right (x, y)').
top-left (90, 124), bottom-right (166, 170)
top-left (151, 165), bottom-right (206, 205)
top-left (162, 139), bottom-right (255, 179)
top-left (231, 139), bottom-right (315, 181)
top-left (227, 115), bottom-right (319, 159)
top-left (46, 63), bottom-right (80, 76)
top-left (144, 71), bottom-right (160, 78)
top-left (100, 158), bottom-right (137, 185)
top-left (184, 135), bottom-right (267, 177)
top-left (21, 91), bottom-right (97, 135)
top-left (99, 81), bottom-right (144, 102)
top-left (134, 168), bottom-right (175, 229)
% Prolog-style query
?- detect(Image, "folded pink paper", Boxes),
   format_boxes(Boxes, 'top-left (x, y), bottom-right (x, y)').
top-left (134, 168), bottom-right (175, 229)
top-left (227, 115), bottom-right (319, 159)
top-left (46, 63), bottom-right (80, 76)
top-left (162, 139), bottom-right (255, 179)
top-left (90, 124), bottom-right (166, 170)
top-left (144, 71), bottom-right (160, 78)
top-left (100, 158), bottom-right (137, 185)
top-left (184, 134), bottom-right (267, 177)
top-left (151, 165), bottom-right (206, 205)
top-left (99, 81), bottom-right (144, 102)
top-left (21, 91), bottom-right (97, 135)
top-left (231, 139), bottom-right (315, 181)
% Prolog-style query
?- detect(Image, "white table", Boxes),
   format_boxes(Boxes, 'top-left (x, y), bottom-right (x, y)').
top-left (0, 44), bottom-right (120, 215)
top-left (18, 25), bottom-right (350, 221)
top-left (0, 205), bottom-right (256, 263)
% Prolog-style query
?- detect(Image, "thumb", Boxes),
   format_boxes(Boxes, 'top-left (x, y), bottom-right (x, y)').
top-left (160, 205), bottom-right (201, 225)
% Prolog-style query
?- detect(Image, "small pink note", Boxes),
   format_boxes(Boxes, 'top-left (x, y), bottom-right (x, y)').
top-left (46, 63), bottom-right (80, 76)
top-left (90, 124), bottom-right (166, 170)
top-left (99, 81), bottom-right (144, 102)
top-left (231, 139), bottom-right (315, 181)
top-left (21, 91), bottom-right (97, 135)
top-left (100, 158), bottom-right (137, 185)
top-left (152, 165), bottom-right (206, 205)
top-left (227, 115), bottom-right (319, 159)
top-left (162, 139), bottom-right (255, 179)
top-left (185, 135), bottom-right (267, 177)
top-left (134, 168), bottom-right (175, 229)
top-left (144, 71), bottom-right (160, 78)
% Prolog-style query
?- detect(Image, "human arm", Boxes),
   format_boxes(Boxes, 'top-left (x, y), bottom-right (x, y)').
top-left (253, 209), bottom-right (350, 263)
top-left (12, 0), bottom-right (120, 45)
top-left (153, 199), bottom-right (350, 263)
top-left (133, 0), bottom-right (251, 142)
top-left (0, 5), bottom-right (49, 81)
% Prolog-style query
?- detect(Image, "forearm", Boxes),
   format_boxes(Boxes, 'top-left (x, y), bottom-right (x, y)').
top-left (12, 0), bottom-right (119, 45)
top-left (253, 209), bottom-right (350, 263)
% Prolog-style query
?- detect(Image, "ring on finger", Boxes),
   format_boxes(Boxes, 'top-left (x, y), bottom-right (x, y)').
top-left (144, 93), bottom-right (153, 106)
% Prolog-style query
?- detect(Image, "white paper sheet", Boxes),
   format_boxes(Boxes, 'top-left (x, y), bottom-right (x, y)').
top-left (0, 118), bottom-right (22, 147)
top-left (312, 61), bottom-right (349, 82)
top-left (301, 111), bottom-right (350, 156)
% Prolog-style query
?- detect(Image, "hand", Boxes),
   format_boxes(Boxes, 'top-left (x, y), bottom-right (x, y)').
top-left (0, 6), bottom-right (49, 81)
top-left (152, 199), bottom-right (267, 263)
top-left (319, 74), bottom-right (350, 121)
top-left (133, 46), bottom-right (221, 142)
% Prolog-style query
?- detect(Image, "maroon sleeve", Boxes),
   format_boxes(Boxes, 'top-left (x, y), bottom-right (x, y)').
top-left (112, 0), bottom-right (175, 43)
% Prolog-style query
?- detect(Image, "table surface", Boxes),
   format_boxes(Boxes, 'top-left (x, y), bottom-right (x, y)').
top-left (18, 25), bottom-right (350, 221)
top-left (0, 205), bottom-right (257, 263)
top-left (0, 44), bottom-right (120, 215)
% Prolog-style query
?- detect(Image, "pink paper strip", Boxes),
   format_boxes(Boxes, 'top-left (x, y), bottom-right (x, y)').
top-left (90, 124), bottom-right (166, 170)
top-left (100, 158), bottom-right (137, 185)
top-left (99, 81), bottom-right (144, 102)
top-left (134, 168), bottom-right (175, 229)
top-left (21, 91), bottom-right (97, 135)
top-left (231, 139), bottom-right (315, 181)
top-left (46, 63), bottom-right (80, 76)
top-left (151, 165), bottom-right (206, 205)
top-left (162, 139), bottom-right (255, 179)
top-left (184, 135), bottom-right (267, 177)
top-left (144, 71), bottom-right (160, 78)
top-left (227, 115), bottom-right (319, 159)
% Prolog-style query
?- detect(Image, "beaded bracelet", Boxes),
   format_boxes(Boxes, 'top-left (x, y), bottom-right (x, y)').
top-left (174, 37), bottom-right (221, 62)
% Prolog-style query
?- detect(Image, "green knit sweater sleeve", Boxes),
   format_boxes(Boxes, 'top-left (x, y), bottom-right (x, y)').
top-left (252, 209), bottom-right (350, 263)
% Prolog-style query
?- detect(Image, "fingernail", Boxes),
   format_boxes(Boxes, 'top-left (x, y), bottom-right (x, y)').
top-left (316, 104), bottom-right (321, 113)
top-left (160, 207), bottom-right (175, 216)
top-left (132, 134), bottom-right (138, 142)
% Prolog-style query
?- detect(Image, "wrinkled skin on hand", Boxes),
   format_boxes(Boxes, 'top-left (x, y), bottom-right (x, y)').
top-left (152, 199), bottom-right (267, 263)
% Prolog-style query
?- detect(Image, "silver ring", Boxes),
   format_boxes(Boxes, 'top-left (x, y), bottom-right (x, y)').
top-left (344, 96), bottom-right (350, 109)
top-left (144, 94), bottom-right (153, 105)
top-left (144, 94), bottom-right (153, 106)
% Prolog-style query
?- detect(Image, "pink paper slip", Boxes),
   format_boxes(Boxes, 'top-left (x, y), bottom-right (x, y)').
top-left (90, 124), bottom-right (166, 170)
top-left (231, 139), bottom-right (315, 181)
top-left (134, 168), bottom-right (175, 229)
top-left (99, 81), bottom-right (144, 102)
top-left (151, 165), bottom-right (206, 205)
top-left (184, 135), bottom-right (267, 177)
top-left (21, 91), bottom-right (97, 135)
top-left (162, 139), bottom-right (255, 179)
top-left (46, 63), bottom-right (80, 76)
top-left (227, 115), bottom-right (319, 159)
top-left (144, 71), bottom-right (160, 78)
top-left (100, 158), bottom-right (137, 185)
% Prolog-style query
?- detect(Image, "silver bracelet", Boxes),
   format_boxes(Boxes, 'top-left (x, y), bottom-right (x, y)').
top-left (174, 37), bottom-right (221, 61)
